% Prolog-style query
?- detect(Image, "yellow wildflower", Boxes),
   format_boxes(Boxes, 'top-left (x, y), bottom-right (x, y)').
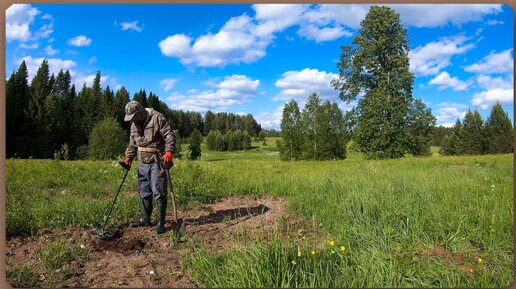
top-left (478, 258), bottom-right (483, 263)
top-left (331, 250), bottom-right (336, 254)
top-left (469, 269), bottom-right (474, 273)
top-left (297, 251), bottom-right (302, 257)
top-left (328, 240), bottom-right (335, 246)
top-left (301, 236), bottom-right (306, 240)
top-left (340, 246), bottom-right (346, 251)
top-left (291, 260), bottom-right (297, 265)
top-left (311, 250), bottom-right (316, 255)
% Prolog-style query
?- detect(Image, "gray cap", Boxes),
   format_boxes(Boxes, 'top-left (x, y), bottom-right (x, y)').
top-left (124, 101), bottom-right (144, 122)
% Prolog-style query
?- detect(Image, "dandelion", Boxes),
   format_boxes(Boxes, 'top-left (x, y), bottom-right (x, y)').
top-left (331, 250), bottom-right (336, 254)
top-left (469, 269), bottom-right (474, 273)
top-left (311, 250), bottom-right (316, 255)
top-left (328, 240), bottom-right (335, 246)
top-left (291, 260), bottom-right (297, 265)
top-left (478, 258), bottom-right (483, 263)
top-left (340, 246), bottom-right (346, 251)
top-left (301, 236), bottom-right (306, 240)
top-left (297, 251), bottom-right (302, 257)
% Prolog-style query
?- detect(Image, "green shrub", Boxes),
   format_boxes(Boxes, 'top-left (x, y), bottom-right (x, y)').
top-left (88, 117), bottom-right (127, 160)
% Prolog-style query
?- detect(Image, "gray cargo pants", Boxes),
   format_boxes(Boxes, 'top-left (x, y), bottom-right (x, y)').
top-left (137, 162), bottom-right (168, 200)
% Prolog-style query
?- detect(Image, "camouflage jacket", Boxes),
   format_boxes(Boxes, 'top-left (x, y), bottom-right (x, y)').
top-left (125, 108), bottom-right (176, 163)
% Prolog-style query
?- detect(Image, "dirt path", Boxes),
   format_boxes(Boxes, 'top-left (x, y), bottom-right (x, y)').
top-left (6, 195), bottom-right (288, 288)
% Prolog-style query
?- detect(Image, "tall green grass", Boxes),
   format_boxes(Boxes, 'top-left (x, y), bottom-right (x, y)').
top-left (6, 141), bottom-right (513, 287)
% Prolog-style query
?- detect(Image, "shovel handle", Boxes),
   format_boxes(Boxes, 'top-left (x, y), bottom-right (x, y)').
top-left (165, 169), bottom-right (178, 222)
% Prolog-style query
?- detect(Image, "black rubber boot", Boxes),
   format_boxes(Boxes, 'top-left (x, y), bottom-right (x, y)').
top-left (155, 198), bottom-right (167, 234)
top-left (130, 198), bottom-right (153, 227)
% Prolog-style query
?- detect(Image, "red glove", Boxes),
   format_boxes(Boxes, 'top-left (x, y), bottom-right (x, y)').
top-left (124, 157), bottom-right (132, 165)
top-left (163, 152), bottom-right (173, 163)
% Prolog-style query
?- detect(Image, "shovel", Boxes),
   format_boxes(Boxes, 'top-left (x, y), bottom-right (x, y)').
top-left (161, 160), bottom-right (184, 235)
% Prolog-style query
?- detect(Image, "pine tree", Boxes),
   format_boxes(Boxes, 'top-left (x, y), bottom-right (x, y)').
top-left (408, 98), bottom-right (436, 156)
top-left (189, 128), bottom-right (202, 160)
top-left (279, 99), bottom-right (303, 161)
top-left (462, 109), bottom-right (485, 155)
top-left (147, 92), bottom-right (160, 111)
top-left (485, 102), bottom-right (513, 154)
top-left (332, 6), bottom-right (414, 159)
top-left (99, 85), bottom-right (114, 119)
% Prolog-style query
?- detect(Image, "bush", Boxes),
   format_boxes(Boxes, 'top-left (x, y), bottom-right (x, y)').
top-left (88, 117), bottom-right (127, 160)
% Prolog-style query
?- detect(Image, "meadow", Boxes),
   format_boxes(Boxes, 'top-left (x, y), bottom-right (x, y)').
top-left (5, 138), bottom-right (514, 287)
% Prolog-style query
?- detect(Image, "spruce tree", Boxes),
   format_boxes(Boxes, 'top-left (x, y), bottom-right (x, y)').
top-left (189, 128), bottom-right (202, 160)
top-left (440, 119), bottom-right (464, 155)
top-left (485, 102), bottom-right (513, 154)
top-left (462, 109), bottom-right (485, 155)
top-left (29, 59), bottom-right (51, 123)
top-left (332, 6), bottom-right (414, 159)
top-left (408, 98), bottom-right (436, 156)
top-left (204, 110), bottom-right (215, 136)
top-left (114, 86), bottom-right (131, 130)
top-left (6, 61), bottom-right (31, 158)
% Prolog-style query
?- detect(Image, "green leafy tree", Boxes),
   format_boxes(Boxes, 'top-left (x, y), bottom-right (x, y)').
top-left (485, 102), bottom-right (513, 154)
top-left (88, 117), bottom-right (127, 160)
top-left (280, 99), bottom-right (303, 161)
top-left (462, 109), bottom-right (485, 155)
top-left (189, 128), bottom-right (202, 160)
top-left (408, 98), bottom-right (436, 156)
top-left (301, 93), bottom-right (322, 159)
top-left (332, 6), bottom-right (414, 159)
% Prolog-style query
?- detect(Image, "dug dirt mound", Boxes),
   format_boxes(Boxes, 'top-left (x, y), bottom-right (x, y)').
top-left (6, 195), bottom-right (290, 288)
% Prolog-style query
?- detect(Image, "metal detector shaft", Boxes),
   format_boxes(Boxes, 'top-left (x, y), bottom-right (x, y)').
top-left (100, 167), bottom-right (130, 231)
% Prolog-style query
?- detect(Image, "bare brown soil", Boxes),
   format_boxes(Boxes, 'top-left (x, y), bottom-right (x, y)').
top-left (5, 195), bottom-right (293, 288)
top-left (415, 243), bottom-right (486, 274)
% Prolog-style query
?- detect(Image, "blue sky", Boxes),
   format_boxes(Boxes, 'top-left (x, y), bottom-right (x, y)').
top-left (5, 4), bottom-right (514, 129)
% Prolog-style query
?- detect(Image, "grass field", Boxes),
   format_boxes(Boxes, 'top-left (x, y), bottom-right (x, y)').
top-left (6, 137), bottom-right (514, 287)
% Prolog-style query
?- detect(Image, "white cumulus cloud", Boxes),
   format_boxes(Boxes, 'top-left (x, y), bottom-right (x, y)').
top-left (120, 21), bottom-right (144, 32)
top-left (160, 78), bottom-right (179, 92)
top-left (19, 43), bottom-right (39, 49)
top-left (255, 105), bottom-right (285, 129)
top-left (297, 25), bottom-right (351, 42)
top-left (274, 68), bottom-right (339, 102)
top-left (428, 71), bottom-right (469, 91)
top-left (44, 45), bottom-right (59, 56)
top-left (167, 75), bottom-right (260, 112)
top-left (68, 35), bottom-right (92, 47)
top-left (471, 88), bottom-right (513, 110)
top-left (475, 75), bottom-right (513, 90)
top-left (436, 105), bottom-right (467, 123)
top-left (409, 34), bottom-right (475, 76)
top-left (464, 49), bottom-right (513, 74)
top-left (6, 4), bottom-right (40, 41)
top-left (390, 4), bottom-right (502, 27)
top-left (19, 56), bottom-right (77, 80)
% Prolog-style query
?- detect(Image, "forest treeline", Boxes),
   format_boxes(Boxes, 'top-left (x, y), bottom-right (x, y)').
top-left (6, 59), bottom-right (266, 159)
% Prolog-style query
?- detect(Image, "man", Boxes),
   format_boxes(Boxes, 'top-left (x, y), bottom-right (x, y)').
top-left (122, 100), bottom-right (176, 234)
